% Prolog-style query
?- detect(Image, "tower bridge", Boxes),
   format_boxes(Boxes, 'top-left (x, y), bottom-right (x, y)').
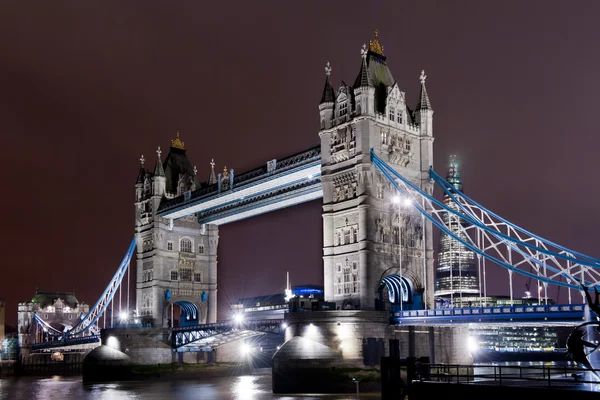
top-left (17, 31), bottom-right (600, 374)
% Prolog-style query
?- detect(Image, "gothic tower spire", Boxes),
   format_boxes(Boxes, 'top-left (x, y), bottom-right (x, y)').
top-left (416, 70), bottom-right (432, 111)
top-left (208, 159), bottom-right (217, 185)
top-left (154, 146), bottom-right (165, 177)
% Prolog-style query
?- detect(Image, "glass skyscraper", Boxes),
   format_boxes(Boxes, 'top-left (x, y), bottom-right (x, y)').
top-left (435, 156), bottom-right (480, 305)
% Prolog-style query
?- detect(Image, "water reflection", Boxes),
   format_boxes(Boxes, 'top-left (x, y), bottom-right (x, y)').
top-left (0, 373), bottom-right (366, 400)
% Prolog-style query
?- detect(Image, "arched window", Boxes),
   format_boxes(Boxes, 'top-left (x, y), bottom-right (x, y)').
top-left (180, 238), bottom-right (192, 253)
top-left (353, 227), bottom-right (358, 243)
top-left (199, 245), bottom-right (205, 254)
top-left (389, 107), bottom-right (395, 121)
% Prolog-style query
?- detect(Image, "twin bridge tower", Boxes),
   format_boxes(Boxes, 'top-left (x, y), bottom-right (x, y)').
top-left (134, 32), bottom-right (435, 327)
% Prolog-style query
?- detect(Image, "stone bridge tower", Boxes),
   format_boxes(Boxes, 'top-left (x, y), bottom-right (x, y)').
top-left (319, 31), bottom-right (435, 311)
top-left (134, 132), bottom-right (218, 327)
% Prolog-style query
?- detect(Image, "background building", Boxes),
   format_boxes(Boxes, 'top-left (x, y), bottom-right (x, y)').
top-left (434, 156), bottom-right (479, 305)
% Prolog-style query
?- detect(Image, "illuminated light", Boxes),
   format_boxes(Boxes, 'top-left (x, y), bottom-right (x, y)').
top-left (281, 323), bottom-right (288, 330)
top-left (107, 336), bottom-right (119, 350)
top-left (307, 174), bottom-right (314, 180)
top-left (119, 312), bottom-right (129, 321)
top-left (403, 198), bottom-right (412, 207)
top-left (305, 323), bottom-right (318, 338)
top-left (241, 343), bottom-right (252, 355)
top-left (284, 289), bottom-right (295, 302)
top-left (339, 343), bottom-right (344, 349)
top-left (276, 345), bottom-right (281, 350)
top-left (134, 319), bottom-right (139, 324)
top-left (392, 195), bottom-right (401, 204)
top-left (234, 313), bottom-right (244, 324)
top-left (43, 327), bottom-right (48, 332)
top-left (467, 336), bottom-right (479, 353)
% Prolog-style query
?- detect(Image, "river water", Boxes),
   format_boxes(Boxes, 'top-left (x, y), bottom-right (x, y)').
top-left (0, 370), bottom-right (374, 400)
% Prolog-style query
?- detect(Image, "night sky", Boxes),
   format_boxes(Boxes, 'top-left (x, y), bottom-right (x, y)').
top-left (2, 1), bottom-right (599, 326)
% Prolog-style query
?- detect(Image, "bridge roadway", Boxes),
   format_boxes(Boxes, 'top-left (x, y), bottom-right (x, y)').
top-left (157, 145), bottom-right (322, 225)
top-left (30, 304), bottom-right (586, 351)
top-left (391, 303), bottom-right (587, 326)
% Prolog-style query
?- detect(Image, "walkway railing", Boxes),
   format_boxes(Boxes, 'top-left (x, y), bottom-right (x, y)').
top-left (391, 303), bottom-right (586, 324)
top-left (422, 363), bottom-right (600, 387)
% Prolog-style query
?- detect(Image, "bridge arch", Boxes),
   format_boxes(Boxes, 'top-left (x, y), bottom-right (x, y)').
top-left (380, 274), bottom-right (414, 304)
top-left (162, 295), bottom-right (206, 328)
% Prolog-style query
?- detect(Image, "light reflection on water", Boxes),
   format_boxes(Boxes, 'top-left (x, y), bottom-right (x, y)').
top-left (0, 372), bottom-right (370, 400)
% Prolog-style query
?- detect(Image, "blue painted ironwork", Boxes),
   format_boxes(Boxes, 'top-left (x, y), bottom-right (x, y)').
top-left (370, 149), bottom-right (600, 290)
top-left (33, 313), bottom-right (63, 336)
top-left (381, 274), bottom-right (413, 304)
top-left (64, 238), bottom-right (136, 338)
top-left (31, 335), bottom-right (101, 350)
top-left (175, 301), bottom-right (199, 327)
top-left (390, 303), bottom-right (586, 325)
top-left (172, 319), bottom-right (284, 348)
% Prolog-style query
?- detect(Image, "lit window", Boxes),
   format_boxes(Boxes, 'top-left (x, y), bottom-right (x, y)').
top-left (167, 241), bottom-right (173, 251)
top-left (199, 245), bottom-right (204, 254)
top-left (339, 101), bottom-right (348, 117)
top-left (180, 238), bottom-right (192, 253)
top-left (170, 271), bottom-right (178, 281)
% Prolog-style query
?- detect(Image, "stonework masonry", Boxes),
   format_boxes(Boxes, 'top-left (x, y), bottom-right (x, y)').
top-left (319, 34), bottom-right (435, 311)
top-left (135, 141), bottom-right (218, 328)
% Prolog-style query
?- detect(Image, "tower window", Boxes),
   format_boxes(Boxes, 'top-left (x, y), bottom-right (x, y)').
top-left (397, 111), bottom-right (403, 124)
top-left (170, 271), bottom-right (178, 281)
top-left (167, 241), bottom-right (173, 251)
top-left (180, 238), bottom-right (192, 253)
top-left (199, 245), bottom-right (205, 254)
top-left (389, 107), bottom-right (395, 121)
top-left (405, 140), bottom-right (411, 151)
top-left (339, 101), bottom-right (348, 117)
top-left (194, 272), bottom-right (202, 283)
top-left (180, 268), bottom-right (192, 281)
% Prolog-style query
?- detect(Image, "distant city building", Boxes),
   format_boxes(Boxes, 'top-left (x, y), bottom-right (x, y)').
top-left (434, 156), bottom-right (479, 304)
top-left (17, 291), bottom-right (90, 359)
top-left (232, 285), bottom-right (326, 320)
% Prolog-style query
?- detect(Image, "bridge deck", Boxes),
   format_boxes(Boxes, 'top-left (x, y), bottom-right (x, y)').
top-left (391, 304), bottom-right (586, 326)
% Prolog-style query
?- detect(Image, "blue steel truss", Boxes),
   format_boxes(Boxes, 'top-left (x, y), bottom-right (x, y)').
top-left (371, 149), bottom-right (600, 297)
top-left (172, 319), bottom-right (284, 348)
top-left (63, 237), bottom-right (136, 338)
top-left (32, 335), bottom-right (100, 351)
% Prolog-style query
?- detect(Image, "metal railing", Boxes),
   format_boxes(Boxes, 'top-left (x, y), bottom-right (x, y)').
top-left (422, 363), bottom-right (600, 387)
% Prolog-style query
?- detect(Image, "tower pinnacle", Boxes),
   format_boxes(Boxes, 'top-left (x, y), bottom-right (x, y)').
top-left (154, 146), bottom-right (165, 177)
top-left (417, 70), bottom-right (432, 111)
top-left (320, 62), bottom-right (335, 104)
top-left (369, 29), bottom-right (384, 56)
top-left (208, 159), bottom-right (217, 185)
top-left (171, 131), bottom-right (185, 150)
top-left (140, 155), bottom-right (145, 167)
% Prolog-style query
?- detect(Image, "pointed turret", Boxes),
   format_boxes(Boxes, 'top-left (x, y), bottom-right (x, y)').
top-left (152, 146), bottom-right (166, 197)
top-left (416, 70), bottom-right (432, 111)
top-left (154, 146), bottom-right (165, 177)
top-left (208, 159), bottom-right (217, 185)
top-left (136, 155), bottom-right (146, 184)
top-left (415, 70), bottom-right (434, 138)
top-left (319, 62), bottom-right (336, 130)
top-left (320, 62), bottom-right (335, 104)
top-left (353, 44), bottom-right (373, 89)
